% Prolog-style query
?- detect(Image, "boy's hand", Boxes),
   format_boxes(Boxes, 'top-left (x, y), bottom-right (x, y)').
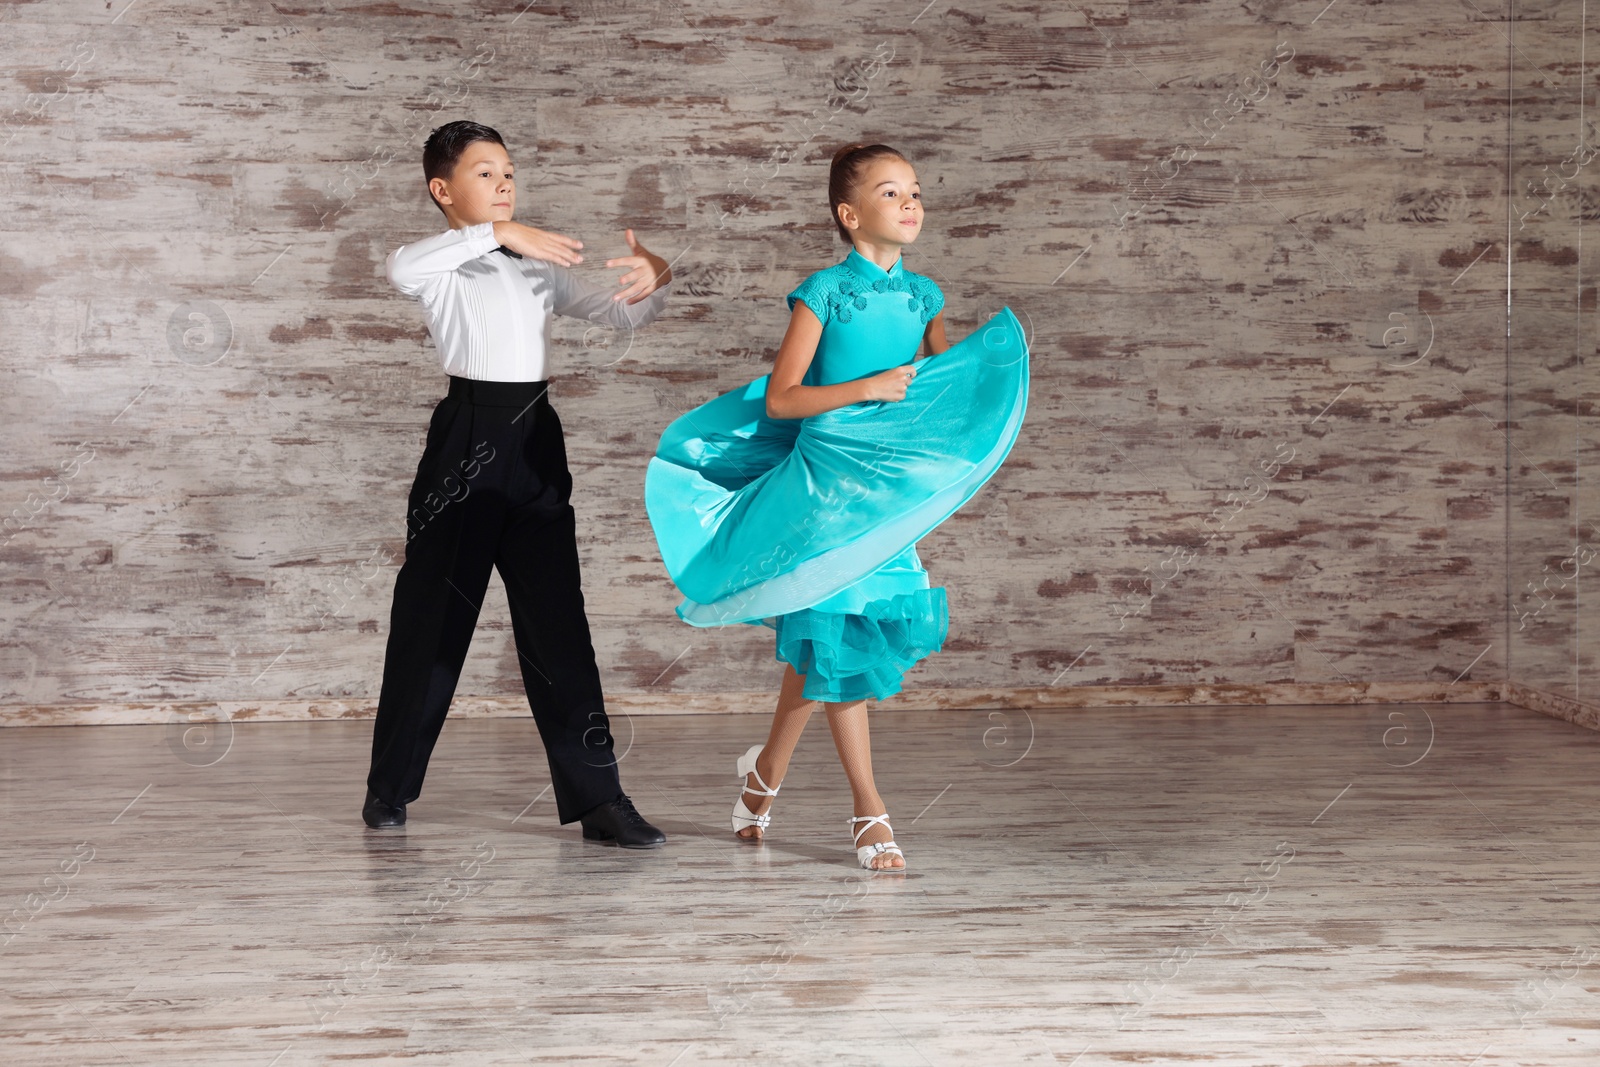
top-left (605, 229), bottom-right (673, 304)
top-left (493, 220), bottom-right (583, 266)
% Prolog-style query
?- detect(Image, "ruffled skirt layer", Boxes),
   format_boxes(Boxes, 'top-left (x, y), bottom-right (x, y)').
top-left (764, 586), bottom-right (949, 703)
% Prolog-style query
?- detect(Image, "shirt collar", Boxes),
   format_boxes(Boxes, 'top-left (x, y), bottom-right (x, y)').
top-left (844, 247), bottom-right (904, 281)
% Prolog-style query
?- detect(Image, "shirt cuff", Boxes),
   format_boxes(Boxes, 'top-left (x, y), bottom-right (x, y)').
top-left (460, 220), bottom-right (500, 258)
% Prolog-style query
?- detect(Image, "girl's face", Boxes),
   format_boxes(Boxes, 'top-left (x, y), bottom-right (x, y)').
top-left (431, 140), bottom-right (516, 226)
top-left (839, 157), bottom-right (923, 248)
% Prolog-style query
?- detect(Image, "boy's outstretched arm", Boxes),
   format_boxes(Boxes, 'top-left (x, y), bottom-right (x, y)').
top-left (603, 229), bottom-right (674, 304)
top-left (544, 229), bottom-right (675, 332)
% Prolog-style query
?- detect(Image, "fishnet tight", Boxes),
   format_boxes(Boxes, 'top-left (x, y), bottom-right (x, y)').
top-left (736, 662), bottom-right (903, 869)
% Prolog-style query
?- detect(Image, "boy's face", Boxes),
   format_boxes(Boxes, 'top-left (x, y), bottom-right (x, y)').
top-left (429, 139), bottom-right (515, 227)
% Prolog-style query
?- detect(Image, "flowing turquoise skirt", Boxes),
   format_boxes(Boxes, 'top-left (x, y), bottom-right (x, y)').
top-left (644, 307), bottom-right (1029, 702)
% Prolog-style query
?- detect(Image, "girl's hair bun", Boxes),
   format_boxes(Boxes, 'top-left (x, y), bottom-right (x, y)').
top-left (830, 142), bottom-right (872, 167)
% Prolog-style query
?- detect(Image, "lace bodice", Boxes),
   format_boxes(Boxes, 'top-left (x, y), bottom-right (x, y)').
top-left (784, 249), bottom-right (945, 388)
top-left (787, 249), bottom-right (944, 327)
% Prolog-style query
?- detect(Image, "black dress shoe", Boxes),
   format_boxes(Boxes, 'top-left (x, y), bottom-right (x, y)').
top-left (362, 788), bottom-right (406, 829)
top-left (579, 793), bottom-right (666, 849)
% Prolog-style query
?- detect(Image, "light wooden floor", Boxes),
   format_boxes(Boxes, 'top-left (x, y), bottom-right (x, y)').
top-left (1, 702), bottom-right (1597, 1065)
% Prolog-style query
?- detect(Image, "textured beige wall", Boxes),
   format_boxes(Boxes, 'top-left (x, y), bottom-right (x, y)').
top-left (1507, 0), bottom-right (1598, 716)
top-left (0, 1), bottom-right (1588, 716)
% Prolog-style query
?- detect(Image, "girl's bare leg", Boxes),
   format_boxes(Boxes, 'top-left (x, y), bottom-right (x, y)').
top-left (823, 698), bottom-right (904, 870)
top-left (737, 661), bottom-right (817, 839)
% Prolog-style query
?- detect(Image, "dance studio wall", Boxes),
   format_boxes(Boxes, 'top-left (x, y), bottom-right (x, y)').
top-left (1505, 4), bottom-right (1597, 728)
top-left (0, 1), bottom-right (1593, 726)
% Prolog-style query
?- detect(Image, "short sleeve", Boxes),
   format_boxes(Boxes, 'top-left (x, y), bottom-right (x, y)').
top-left (909, 274), bottom-right (944, 325)
top-left (786, 272), bottom-right (831, 327)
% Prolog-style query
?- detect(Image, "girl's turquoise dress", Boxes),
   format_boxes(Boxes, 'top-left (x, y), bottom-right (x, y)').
top-left (644, 247), bottom-right (1029, 702)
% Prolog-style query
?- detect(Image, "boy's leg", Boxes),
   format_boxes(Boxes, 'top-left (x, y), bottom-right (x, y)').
top-left (367, 392), bottom-right (504, 808)
top-left (495, 403), bottom-right (626, 824)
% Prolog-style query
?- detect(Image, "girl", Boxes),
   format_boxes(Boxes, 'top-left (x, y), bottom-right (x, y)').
top-left (645, 143), bottom-right (1029, 870)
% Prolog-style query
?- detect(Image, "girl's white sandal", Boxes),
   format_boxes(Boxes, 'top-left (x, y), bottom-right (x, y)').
top-left (850, 813), bottom-right (906, 871)
top-left (731, 744), bottom-right (780, 837)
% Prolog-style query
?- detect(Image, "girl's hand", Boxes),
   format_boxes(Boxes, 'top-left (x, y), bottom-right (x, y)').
top-left (494, 221), bottom-right (584, 266)
top-left (860, 363), bottom-right (918, 403)
top-left (606, 228), bottom-right (673, 304)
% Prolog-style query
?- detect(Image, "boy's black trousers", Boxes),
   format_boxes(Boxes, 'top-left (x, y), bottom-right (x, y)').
top-left (366, 375), bottom-right (622, 824)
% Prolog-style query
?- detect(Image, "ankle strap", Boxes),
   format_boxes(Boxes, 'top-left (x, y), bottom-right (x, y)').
top-left (850, 813), bottom-right (892, 846)
top-left (744, 764), bottom-right (779, 797)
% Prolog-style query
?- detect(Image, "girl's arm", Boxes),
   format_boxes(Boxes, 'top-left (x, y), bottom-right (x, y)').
top-left (765, 301), bottom-right (915, 419)
top-left (917, 310), bottom-right (950, 357)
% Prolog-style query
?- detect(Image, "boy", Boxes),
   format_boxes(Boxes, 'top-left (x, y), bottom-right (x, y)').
top-left (362, 120), bottom-right (672, 848)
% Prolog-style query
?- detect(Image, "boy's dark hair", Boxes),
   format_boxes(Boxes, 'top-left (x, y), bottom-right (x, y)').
top-left (422, 121), bottom-right (507, 215)
top-left (828, 142), bottom-right (909, 245)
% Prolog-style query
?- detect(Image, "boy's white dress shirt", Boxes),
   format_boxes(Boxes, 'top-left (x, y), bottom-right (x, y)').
top-left (385, 220), bottom-right (673, 382)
